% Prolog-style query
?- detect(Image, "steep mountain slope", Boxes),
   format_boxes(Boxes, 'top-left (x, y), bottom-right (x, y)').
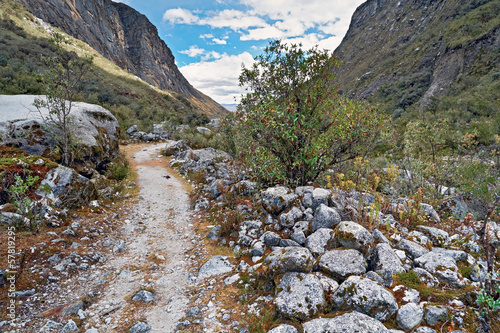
top-left (16, 0), bottom-right (226, 117)
top-left (0, 0), bottom-right (212, 131)
top-left (334, 0), bottom-right (499, 122)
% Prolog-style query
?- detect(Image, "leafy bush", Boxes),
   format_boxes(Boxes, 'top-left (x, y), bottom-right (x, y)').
top-left (235, 40), bottom-right (385, 186)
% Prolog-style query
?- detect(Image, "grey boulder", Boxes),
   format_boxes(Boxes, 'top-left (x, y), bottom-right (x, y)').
top-left (129, 321), bottom-right (151, 333)
top-left (198, 256), bottom-right (234, 279)
top-left (331, 276), bottom-right (398, 322)
top-left (264, 247), bottom-right (315, 274)
top-left (0, 95), bottom-right (120, 174)
top-left (396, 302), bottom-right (423, 331)
top-left (305, 228), bottom-right (336, 257)
top-left (335, 221), bottom-right (374, 255)
top-left (318, 249), bottom-right (366, 281)
top-left (132, 290), bottom-right (156, 303)
top-left (414, 252), bottom-right (462, 286)
top-left (396, 239), bottom-right (429, 259)
top-left (262, 186), bottom-right (297, 215)
top-left (417, 225), bottom-right (449, 246)
top-left (372, 243), bottom-right (405, 277)
top-left (302, 311), bottom-right (389, 333)
top-left (275, 272), bottom-right (325, 320)
top-left (311, 204), bottom-right (341, 232)
top-left (268, 324), bottom-right (298, 333)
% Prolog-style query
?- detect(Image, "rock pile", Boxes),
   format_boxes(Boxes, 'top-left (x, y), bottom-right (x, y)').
top-left (169, 147), bottom-right (495, 332)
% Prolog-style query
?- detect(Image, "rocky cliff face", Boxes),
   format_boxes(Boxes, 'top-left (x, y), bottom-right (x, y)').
top-left (17, 0), bottom-right (226, 116)
top-left (333, 0), bottom-right (500, 112)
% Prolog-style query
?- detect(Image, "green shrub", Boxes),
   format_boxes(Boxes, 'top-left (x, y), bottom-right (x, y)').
top-left (236, 40), bottom-right (385, 186)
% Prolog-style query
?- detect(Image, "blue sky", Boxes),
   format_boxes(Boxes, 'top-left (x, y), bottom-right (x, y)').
top-left (112, 0), bottom-right (366, 105)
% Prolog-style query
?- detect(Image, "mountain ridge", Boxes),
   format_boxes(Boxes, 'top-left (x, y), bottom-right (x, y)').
top-left (16, 0), bottom-right (227, 117)
top-left (333, 0), bottom-right (500, 124)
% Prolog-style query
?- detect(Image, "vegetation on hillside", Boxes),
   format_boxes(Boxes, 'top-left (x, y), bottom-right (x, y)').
top-left (232, 41), bottom-right (385, 186)
top-left (335, 0), bottom-right (500, 148)
top-left (0, 0), bottom-right (210, 133)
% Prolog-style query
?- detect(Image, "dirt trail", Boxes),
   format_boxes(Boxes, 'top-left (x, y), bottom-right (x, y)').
top-left (87, 143), bottom-right (195, 332)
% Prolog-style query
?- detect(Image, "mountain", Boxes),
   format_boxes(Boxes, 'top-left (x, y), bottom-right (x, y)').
top-left (333, 0), bottom-right (499, 124)
top-left (16, 0), bottom-right (227, 117)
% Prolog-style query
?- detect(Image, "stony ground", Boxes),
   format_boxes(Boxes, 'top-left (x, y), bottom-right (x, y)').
top-left (0, 143), bottom-right (230, 333)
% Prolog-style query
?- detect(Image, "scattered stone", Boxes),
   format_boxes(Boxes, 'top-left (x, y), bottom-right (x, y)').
top-left (132, 290), bottom-right (156, 303)
top-left (268, 324), bottom-right (298, 333)
top-left (372, 243), bottom-right (404, 277)
top-left (207, 226), bottom-right (221, 240)
top-left (129, 321), bottom-right (151, 333)
top-left (41, 320), bottom-right (63, 331)
top-left (275, 272), bottom-right (325, 320)
top-left (61, 320), bottom-right (78, 333)
top-left (318, 249), bottom-right (366, 281)
top-left (279, 207), bottom-right (303, 228)
top-left (397, 239), bottom-right (429, 259)
top-left (331, 276), bottom-right (398, 322)
top-left (305, 228), bottom-right (336, 258)
top-left (186, 307), bottom-right (200, 317)
top-left (335, 221), bottom-right (374, 255)
top-left (264, 247), bottom-right (315, 275)
top-left (424, 305), bottom-right (447, 326)
top-left (261, 186), bottom-right (297, 215)
top-left (302, 311), bottom-right (389, 333)
top-left (198, 256), bottom-right (234, 279)
top-left (414, 252), bottom-right (461, 286)
top-left (396, 303), bottom-right (423, 331)
top-left (61, 300), bottom-right (84, 316)
top-left (417, 225), bottom-right (449, 246)
top-left (311, 204), bottom-right (341, 232)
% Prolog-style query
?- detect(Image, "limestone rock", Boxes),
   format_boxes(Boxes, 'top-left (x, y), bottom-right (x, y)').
top-left (0, 95), bottom-right (119, 175)
top-left (198, 256), bottom-right (234, 279)
top-left (262, 186), bottom-right (297, 215)
top-left (318, 249), bottom-right (366, 281)
top-left (396, 239), bottom-right (428, 259)
top-left (417, 225), bottom-right (449, 246)
top-left (275, 272), bottom-right (325, 320)
top-left (311, 204), bottom-right (341, 232)
top-left (305, 228), bottom-right (335, 258)
top-left (331, 276), bottom-right (398, 322)
top-left (302, 311), bottom-right (389, 333)
top-left (264, 247), bottom-right (315, 275)
top-left (129, 321), bottom-right (151, 333)
top-left (425, 305), bottom-right (447, 326)
top-left (164, 140), bottom-right (189, 156)
top-left (396, 303), bottom-right (423, 331)
top-left (132, 290), bottom-right (156, 303)
top-left (372, 243), bottom-right (405, 277)
top-left (414, 252), bottom-right (462, 286)
top-left (335, 221), bottom-right (374, 255)
top-left (268, 324), bottom-right (298, 333)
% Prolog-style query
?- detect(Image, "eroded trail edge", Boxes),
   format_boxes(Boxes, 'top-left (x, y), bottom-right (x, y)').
top-left (88, 143), bottom-right (195, 332)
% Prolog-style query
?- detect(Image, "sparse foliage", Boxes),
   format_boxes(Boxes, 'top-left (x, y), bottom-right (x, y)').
top-left (33, 33), bottom-right (93, 166)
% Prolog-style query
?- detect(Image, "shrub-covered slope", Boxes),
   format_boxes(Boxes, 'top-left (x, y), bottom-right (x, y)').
top-left (0, 0), bottom-right (224, 131)
top-left (334, 0), bottom-right (499, 136)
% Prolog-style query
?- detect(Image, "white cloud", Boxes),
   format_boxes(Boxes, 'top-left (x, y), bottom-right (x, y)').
top-left (163, 8), bottom-right (199, 24)
top-left (180, 45), bottom-right (206, 57)
top-left (201, 9), bottom-right (268, 30)
top-left (200, 33), bottom-right (214, 39)
top-left (212, 38), bottom-right (227, 45)
top-left (179, 52), bottom-right (255, 104)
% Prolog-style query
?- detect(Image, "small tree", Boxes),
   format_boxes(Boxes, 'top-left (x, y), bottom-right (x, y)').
top-left (237, 40), bottom-right (385, 186)
top-left (34, 33), bottom-right (93, 166)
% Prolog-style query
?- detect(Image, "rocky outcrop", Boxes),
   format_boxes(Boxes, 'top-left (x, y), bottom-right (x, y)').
top-left (0, 95), bottom-right (119, 176)
top-left (333, 0), bottom-right (500, 110)
top-left (17, 0), bottom-right (226, 117)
